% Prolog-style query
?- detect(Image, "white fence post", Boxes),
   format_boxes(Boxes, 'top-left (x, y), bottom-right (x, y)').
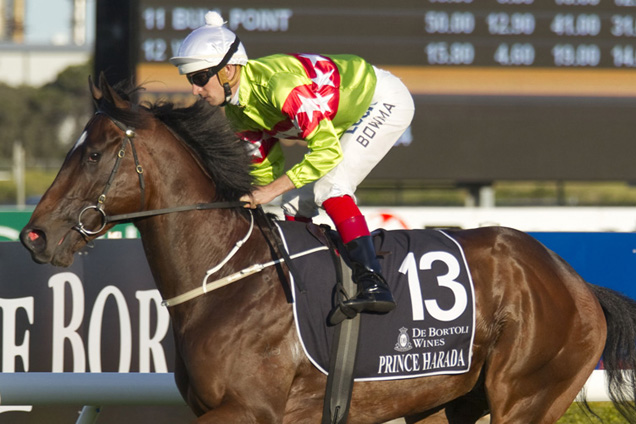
top-left (0, 142), bottom-right (26, 208)
top-left (76, 406), bottom-right (101, 424)
top-left (13, 141), bottom-right (25, 209)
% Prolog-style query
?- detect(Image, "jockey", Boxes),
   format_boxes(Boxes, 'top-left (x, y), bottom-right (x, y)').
top-left (170, 11), bottom-right (414, 317)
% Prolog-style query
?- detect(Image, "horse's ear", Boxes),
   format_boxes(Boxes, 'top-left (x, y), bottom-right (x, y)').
top-left (98, 72), bottom-right (131, 110)
top-left (89, 75), bottom-right (102, 101)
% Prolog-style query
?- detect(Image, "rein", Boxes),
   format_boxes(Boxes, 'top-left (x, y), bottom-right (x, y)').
top-left (75, 110), bottom-right (320, 308)
top-left (105, 201), bottom-right (247, 222)
top-left (73, 111), bottom-right (245, 237)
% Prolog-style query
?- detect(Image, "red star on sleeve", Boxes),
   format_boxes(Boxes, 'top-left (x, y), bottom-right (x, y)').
top-left (281, 54), bottom-right (341, 138)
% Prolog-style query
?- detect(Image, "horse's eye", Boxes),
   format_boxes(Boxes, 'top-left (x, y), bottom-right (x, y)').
top-left (88, 152), bottom-right (101, 163)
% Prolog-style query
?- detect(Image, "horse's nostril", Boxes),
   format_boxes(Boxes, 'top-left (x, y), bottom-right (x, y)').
top-left (23, 229), bottom-right (47, 252)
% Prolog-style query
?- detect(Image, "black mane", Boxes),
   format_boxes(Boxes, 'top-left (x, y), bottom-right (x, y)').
top-left (150, 100), bottom-right (254, 201)
top-left (97, 81), bottom-right (253, 201)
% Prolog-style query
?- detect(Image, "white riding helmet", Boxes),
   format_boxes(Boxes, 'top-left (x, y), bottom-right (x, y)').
top-left (170, 11), bottom-right (248, 75)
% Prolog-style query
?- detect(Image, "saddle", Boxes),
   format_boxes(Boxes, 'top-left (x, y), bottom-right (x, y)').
top-left (261, 217), bottom-right (476, 424)
top-left (253, 214), bottom-right (358, 423)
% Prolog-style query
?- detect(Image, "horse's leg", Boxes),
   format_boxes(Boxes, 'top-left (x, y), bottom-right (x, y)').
top-left (183, 301), bottom-right (302, 423)
top-left (404, 396), bottom-right (489, 424)
top-left (443, 396), bottom-right (490, 424)
top-left (404, 379), bottom-right (489, 424)
top-left (192, 362), bottom-right (297, 424)
top-left (482, 247), bottom-right (606, 423)
top-left (195, 403), bottom-right (265, 424)
top-left (485, 302), bottom-right (604, 422)
top-left (282, 360), bottom-right (328, 423)
top-left (404, 408), bottom-right (448, 424)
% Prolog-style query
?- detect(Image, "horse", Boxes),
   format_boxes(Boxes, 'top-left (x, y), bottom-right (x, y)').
top-left (20, 74), bottom-right (636, 424)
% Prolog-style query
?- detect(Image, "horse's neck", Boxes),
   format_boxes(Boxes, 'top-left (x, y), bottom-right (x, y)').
top-left (135, 138), bottom-right (252, 305)
top-left (138, 209), bottom-right (256, 317)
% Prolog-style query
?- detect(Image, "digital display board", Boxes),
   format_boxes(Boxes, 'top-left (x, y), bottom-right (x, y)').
top-left (133, 1), bottom-right (636, 182)
top-left (138, 0), bottom-right (636, 96)
top-left (139, 0), bottom-right (636, 68)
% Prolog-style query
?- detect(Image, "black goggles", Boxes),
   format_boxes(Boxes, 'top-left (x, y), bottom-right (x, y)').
top-left (187, 68), bottom-right (215, 87)
top-left (185, 35), bottom-right (242, 87)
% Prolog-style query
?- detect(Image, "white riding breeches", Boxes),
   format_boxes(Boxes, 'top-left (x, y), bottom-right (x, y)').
top-left (281, 67), bottom-right (415, 218)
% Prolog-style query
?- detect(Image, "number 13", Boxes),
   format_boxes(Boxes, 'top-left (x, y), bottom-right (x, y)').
top-left (398, 251), bottom-right (468, 322)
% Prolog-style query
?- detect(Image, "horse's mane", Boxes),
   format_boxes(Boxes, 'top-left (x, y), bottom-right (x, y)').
top-left (149, 100), bottom-right (254, 201)
top-left (96, 80), bottom-right (254, 201)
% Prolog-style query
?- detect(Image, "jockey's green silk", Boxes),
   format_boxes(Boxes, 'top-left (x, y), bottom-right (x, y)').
top-left (224, 53), bottom-right (377, 188)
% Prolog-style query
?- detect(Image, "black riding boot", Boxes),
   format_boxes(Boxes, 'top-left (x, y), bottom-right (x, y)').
top-left (341, 235), bottom-right (396, 314)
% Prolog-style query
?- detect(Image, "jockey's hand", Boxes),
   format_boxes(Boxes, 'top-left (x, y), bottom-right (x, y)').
top-left (240, 185), bottom-right (282, 208)
top-left (240, 175), bottom-right (296, 208)
top-left (240, 192), bottom-right (257, 209)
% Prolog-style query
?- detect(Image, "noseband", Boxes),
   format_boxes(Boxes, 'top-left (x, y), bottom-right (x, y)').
top-left (74, 111), bottom-right (245, 239)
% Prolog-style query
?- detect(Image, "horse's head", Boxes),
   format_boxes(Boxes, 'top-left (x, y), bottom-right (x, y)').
top-left (21, 74), bottom-right (156, 266)
top-left (21, 74), bottom-right (253, 267)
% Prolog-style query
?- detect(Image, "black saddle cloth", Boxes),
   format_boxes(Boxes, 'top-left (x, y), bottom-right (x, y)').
top-left (275, 221), bottom-right (476, 381)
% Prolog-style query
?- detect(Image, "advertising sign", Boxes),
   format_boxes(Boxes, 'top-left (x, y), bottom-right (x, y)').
top-left (0, 239), bottom-right (187, 421)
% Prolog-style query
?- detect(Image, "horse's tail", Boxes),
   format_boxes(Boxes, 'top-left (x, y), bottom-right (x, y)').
top-left (588, 283), bottom-right (636, 421)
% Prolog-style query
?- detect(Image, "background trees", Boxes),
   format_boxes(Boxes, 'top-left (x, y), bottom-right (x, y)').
top-left (0, 61), bottom-right (93, 166)
top-left (0, 62), bottom-right (93, 204)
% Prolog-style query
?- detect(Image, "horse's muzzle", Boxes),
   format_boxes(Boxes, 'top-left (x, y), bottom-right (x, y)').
top-left (20, 227), bottom-right (50, 264)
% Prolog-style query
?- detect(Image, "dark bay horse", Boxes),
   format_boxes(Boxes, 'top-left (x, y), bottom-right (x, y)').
top-left (20, 75), bottom-right (636, 423)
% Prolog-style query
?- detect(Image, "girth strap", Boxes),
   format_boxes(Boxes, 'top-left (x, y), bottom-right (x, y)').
top-left (254, 206), bottom-right (306, 293)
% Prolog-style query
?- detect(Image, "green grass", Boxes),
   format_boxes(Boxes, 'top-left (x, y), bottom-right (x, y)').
top-left (470, 403), bottom-right (630, 423)
top-left (557, 402), bottom-right (631, 423)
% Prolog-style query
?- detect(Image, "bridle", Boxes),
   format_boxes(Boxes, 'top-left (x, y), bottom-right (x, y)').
top-left (71, 110), bottom-right (314, 307)
top-left (73, 111), bottom-right (245, 238)
top-left (73, 111), bottom-right (145, 237)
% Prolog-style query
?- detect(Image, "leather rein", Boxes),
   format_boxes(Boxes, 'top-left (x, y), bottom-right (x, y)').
top-left (73, 111), bottom-right (246, 238)
top-left (72, 111), bottom-right (323, 307)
